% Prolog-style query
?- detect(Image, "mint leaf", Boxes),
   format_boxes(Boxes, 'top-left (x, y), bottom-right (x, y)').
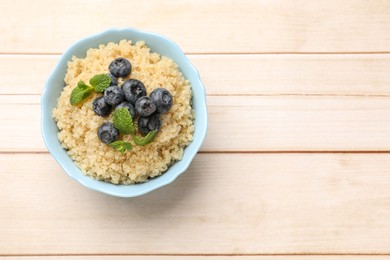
top-left (113, 107), bottom-right (135, 135)
top-left (110, 140), bottom-right (132, 153)
top-left (133, 130), bottom-right (158, 146)
top-left (76, 80), bottom-right (91, 90)
top-left (70, 81), bottom-right (94, 105)
top-left (90, 74), bottom-right (111, 92)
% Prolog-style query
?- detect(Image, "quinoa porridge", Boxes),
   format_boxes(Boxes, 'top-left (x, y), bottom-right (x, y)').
top-left (52, 40), bottom-right (194, 184)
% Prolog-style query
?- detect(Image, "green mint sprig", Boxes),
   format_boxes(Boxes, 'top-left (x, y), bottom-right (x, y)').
top-left (110, 140), bottom-right (133, 153)
top-left (70, 74), bottom-right (111, 106)
top-left (113, 108), bottom-right (135, 135)
top-left (70, 81), bottom-right (94, 105)
top-left (133, 130), bottom-right (158, 146)
top-left (113, 107), bottom-right (158, 148)
top-left (90, 74), bottom-right (111, 92)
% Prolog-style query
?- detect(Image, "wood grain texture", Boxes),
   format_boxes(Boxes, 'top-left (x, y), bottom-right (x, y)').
top-left (2, 257), bottom-right (389, 259)
top-left (1, 0), bottom-right (390, 53)
top-left (5, 95), bottom-right (390, 152)
top-left (3, 0), bottom-right (390, 257)
top-left (1, 153), bottom-right (390, 254)
top-left (3, 54), bottom-right (390, 96)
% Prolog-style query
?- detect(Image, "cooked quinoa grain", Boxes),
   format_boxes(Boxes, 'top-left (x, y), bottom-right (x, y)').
top-left (52, 40), bottom-right (194, 184)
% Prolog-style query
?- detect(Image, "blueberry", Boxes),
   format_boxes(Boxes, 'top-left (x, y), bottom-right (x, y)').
top-left (122, 79), bottom-right (146, 105)
top-left (138, 113), bottom-right (161, 135)
top-left (108, 57), bottom-right (131, 78)
top-left (150, 88), bottom-right (173, 114)
top-left (115, 102), bottom-right (136, 119)
top-left (108, 73), bottom-right (118, 86)
top-left (97, 122), bottom-right (119, 144)
top-left (135, 96), bottom-right (156, 117)
top-left (104, 85), bottom-right (124, 106)
top-left (92, 96), bottom-right (112, 117)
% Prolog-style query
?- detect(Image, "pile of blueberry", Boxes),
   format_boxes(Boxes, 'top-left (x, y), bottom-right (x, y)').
top-left (93, 57), bottom-right (173, 144)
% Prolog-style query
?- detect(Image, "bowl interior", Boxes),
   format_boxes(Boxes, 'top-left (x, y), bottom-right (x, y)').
top-left (41, 28), bottom-right (207, 197)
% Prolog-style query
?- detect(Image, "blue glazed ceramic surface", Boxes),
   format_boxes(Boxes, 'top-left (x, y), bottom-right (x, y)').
top-left (41, 28), bottom-right (207, 197)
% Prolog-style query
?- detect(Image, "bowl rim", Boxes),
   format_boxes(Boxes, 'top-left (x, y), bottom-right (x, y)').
top-left (41, 28), bottom-right (208, 197)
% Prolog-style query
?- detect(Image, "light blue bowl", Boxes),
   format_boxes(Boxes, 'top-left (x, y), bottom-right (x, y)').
top-left (41, 28), bottom-right (207, 197)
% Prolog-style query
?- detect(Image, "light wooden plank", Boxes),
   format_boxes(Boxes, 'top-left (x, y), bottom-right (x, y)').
top-left (192, 54), bottom-right (390, 96)
top-left (2, 96), bottom-right (43, 152)
top-left (1, 55), bottom-right (60, 95)
top-left (205, 95), bottom-right (390, 151)
top-left (1, 0), bottom-right (390, 53)
top-left (1, 153), bottom-right (390, 254)
top-left (4, 54), bottom-right (390, 96)
top-left (4, 95), bottom-right (390, 152)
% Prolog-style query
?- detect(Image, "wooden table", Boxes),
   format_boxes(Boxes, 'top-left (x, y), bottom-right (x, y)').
top-left (1, 0), bottom-right (390, 259)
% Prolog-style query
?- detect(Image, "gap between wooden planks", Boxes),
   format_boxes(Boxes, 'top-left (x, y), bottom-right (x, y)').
top-left (2, 255), bottom-right (390, 259)
top-left (1, 0), bottom-right (390, 53)
top-left (2, 54), bottom-right (390, 95)
top-left (1, 153), bottom-right (389, 254)
top-left (3, 95), bottom-right (390, 152)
